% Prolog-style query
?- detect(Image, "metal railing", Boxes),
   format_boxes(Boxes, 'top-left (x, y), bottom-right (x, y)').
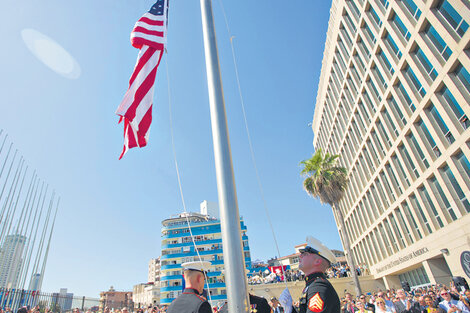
top-left (0, 289), bottom-right (100, 313)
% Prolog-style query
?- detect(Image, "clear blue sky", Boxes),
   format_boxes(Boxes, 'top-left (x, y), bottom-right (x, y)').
top-left (0, 0), bottom-right (337, 297)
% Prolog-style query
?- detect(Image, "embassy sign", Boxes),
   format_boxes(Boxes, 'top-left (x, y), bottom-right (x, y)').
top-left (376, 247), bottom-right (429, 273)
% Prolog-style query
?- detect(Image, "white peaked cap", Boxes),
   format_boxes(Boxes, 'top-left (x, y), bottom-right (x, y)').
top-left (300, 236), bottom-right (337, 264)
top-left (182, 261), bottom-right (212, 273)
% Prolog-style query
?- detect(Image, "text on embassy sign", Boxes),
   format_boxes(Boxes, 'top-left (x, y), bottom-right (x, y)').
top-left (376, 248), bottom-right (429, 273)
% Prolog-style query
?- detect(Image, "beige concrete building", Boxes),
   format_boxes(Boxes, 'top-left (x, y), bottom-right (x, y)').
top-left (312, 0), bottom-right (470, 289)
top-left (148, 258), bottom-right (161, 284)
top-left (132, 283), bottom-right (160, 308)
top-left (99, 287), bottom-right (133, 310)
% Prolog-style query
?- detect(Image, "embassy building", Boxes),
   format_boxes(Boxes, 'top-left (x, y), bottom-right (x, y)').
top-left (312, 0), bottom-right (470, 289)
top-left (159, 201), bottom-right (252, 305)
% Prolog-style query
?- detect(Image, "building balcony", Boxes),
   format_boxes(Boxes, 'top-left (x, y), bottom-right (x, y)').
top-left (160, 285), bottom-right (184, 292)
top-left (161, 264), bottom-right (181, 270)
top-left (162, 238), bottom-right (222, 249)
top-left (162, 220), bottom-right (219, 231)
top-left (161, 249), bottom-right (223, 260)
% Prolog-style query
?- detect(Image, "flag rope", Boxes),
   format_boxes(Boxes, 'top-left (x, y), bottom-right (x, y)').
top-left (216, 0), bottom-right (290, 290)
top-left (165, 57), bottom-right (213, 304)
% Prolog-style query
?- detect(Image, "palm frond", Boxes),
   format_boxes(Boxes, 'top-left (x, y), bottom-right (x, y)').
top-left (300, 149), bottom-right (348, 207)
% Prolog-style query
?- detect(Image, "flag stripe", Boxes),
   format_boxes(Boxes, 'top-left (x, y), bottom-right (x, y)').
top-left (134, 21), bottom-right (165, 32)
top-left (137, 105), bottom-right (152, 147)
top-left (131, 32), bottom-right (166, 45)
top-left (116, 47), bottom-right (160, 116)
top-left (125, 64), bottom-right (158, 121)
top-left (138, 16), bottom-right (165, 26)
top-left (129, 46), bottom-right (155, 87)
top-left (132, 26), bottom-right (164, 38)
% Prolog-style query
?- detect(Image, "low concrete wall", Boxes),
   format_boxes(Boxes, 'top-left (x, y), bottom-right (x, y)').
top-left (248, 275), bottom-right (386, 300)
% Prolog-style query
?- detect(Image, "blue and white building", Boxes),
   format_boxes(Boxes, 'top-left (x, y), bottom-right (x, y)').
top-left (160, 201), bottom-right (252, 305)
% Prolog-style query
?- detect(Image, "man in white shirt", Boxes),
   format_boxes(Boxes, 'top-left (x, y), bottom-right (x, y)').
top-left (439, 288), bottom-right (470, 313)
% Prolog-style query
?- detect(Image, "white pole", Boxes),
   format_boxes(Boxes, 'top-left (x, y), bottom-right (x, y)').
top-left (199, 1), bottom-right (250, 312)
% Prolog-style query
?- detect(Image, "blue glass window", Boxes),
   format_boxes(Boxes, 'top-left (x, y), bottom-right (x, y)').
top-left (369, 6), bottom-right (383, 28)
top-left (368, 79), bottom-right (382, 101)
top-left (437, 0), bottom-right (469, 37)
top-left (363, 23), bottom-right (377, 45)
top-left (401, 0), bottom-right (422, 20)
top-left (415, 47), bottom-right (438, 80)
top-left (396, 82), bottom-right (416, 112)
top-left (441, 86), bottom-right (468, 129)
top-left (377, 0), bottom-right (390, 10)
top-left (428, 104), bottom-right (455, 144)
top-left (347, 0), bottom-right (361, 20)
top-left (378, 50), bottom-right (395, 75)
top-left (419, 186), bottom-right (444, 228)
top-left (455, 152), bottom-right (470, 182)
top-left (417, 119), bottom-right (440, 158)
top-left (429, 176), bottom-right (457, 221)
top-left (384, 33), bottom-right (402, 59)
top-left (409, 132), bottom-right (429, 168)
top-left (392, 14), bottom-right (411, 41)
top-left (343, 14), bottom-right (357, 34)
top-left (424, 24), bottom-right (453, 60)
top-left (404, 65), bottom-right (426, 97)
top-left (455, 64), bottom-right (470, 96)
top-left (442, 165), bottom-right (470, 213)
top-left (372, 65), bottom-right (387, 90)
top-left (389, 96), bottom-right (406, 125)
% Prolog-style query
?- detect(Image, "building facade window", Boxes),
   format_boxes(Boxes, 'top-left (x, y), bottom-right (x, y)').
top-left (400, 0), bottom-right (422, 20)
top-left (391, 13), bottom-right (412, 41)
top-left (436, 0), bottom-right (469, 37)
top-left (423, 23), bottom-right (453, 60)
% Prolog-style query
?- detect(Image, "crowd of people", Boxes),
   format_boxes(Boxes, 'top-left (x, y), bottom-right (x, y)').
top-left (339, 284), bottom-right (470, 313)
top-left (3, 283), bottom-right (470, 313)
top-left (248, 264), bottom-right (370, 285)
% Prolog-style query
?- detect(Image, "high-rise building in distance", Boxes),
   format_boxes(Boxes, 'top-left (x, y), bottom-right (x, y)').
top-left (148, 258), bottom-right (161, 285)
top-left (312, 0), bottom-right (470, 289)
top-left (160, 201), bottom-right (252, 305)
top-left (0, 234), bottom-right (27, 289)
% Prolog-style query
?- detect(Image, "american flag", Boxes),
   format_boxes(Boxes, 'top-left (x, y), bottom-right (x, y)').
top-left (116, 0), bottom-right (168, 159)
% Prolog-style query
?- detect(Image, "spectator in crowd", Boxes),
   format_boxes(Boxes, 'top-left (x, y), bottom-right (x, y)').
top-left (356, 301), bottom-right (374, 313)
top-left (359, 294), bottom-right (375, 313)
top-left (438, 288), bottom-right (470, 313)
top-left (415, 296), bottom-right (427, 312)
top-left (376, 298), bottom-right (394, 313)
top-left (423, 295), bottom-right (444, 313)
top-left (377, 291), bottom-right (396, 312)
top-left (458, 290), bottom-right (470, 310)
top-left (393, 289), bottom-right (416, 313)
top-left (343, 293), bottom-right (356, 313)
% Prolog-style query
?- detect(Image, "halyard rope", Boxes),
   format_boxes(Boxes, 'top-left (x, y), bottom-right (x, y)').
top-left (216, 0), bottom-right (290, 290)
top-left (165, 57), bottom-right (213, 303)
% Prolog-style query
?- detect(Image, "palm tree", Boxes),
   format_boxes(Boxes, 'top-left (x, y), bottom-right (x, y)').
top-left (300, 148), bottom-right (362, 296)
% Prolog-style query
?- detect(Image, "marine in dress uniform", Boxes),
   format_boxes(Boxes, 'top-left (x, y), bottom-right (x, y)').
top-left (279, 236), bottom-right (340, 313)
top-left (166, 261), bottom-right (212, 313)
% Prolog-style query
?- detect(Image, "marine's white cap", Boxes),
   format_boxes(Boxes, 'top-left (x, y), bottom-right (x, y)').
top-left (299, 236), bottom-right (336, 264)
top-left (181, 261), bottom-right (212, 273)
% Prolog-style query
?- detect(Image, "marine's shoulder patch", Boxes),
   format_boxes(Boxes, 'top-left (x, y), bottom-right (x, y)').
top-left (308, 292), bottom-right (324, 312)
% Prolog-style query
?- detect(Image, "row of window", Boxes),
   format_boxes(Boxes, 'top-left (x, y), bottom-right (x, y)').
top-left (319, 49), bottom-right (468, 156)
top-left (316, 0), bottom-right (469, 151)
top-left (343, 151), bottom-right (470, 266)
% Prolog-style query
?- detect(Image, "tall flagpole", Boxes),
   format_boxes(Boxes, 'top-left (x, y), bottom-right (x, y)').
top-left (199, 1), bottom-right (250, 312)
